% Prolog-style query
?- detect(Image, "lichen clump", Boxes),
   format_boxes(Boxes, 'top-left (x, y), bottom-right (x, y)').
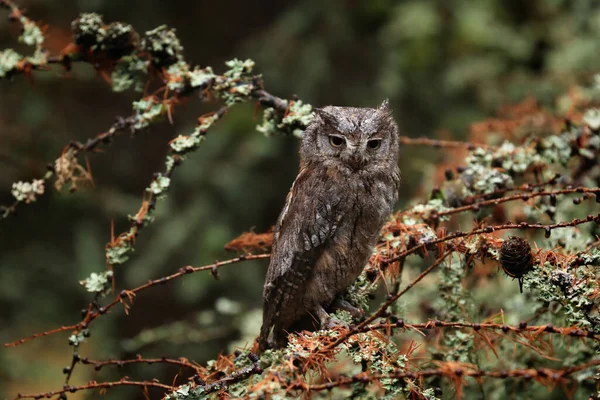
top-left (11, 179), bottom-right (44, 203)
top-left (141, 25), bottom-right (184, 68)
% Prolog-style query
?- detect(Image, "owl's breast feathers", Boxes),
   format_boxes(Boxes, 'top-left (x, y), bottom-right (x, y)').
top-left (259, 164), bottom-right (398, 348)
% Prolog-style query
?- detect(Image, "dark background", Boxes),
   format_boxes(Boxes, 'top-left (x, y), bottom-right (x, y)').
top-left (2, 0), bottom-right (600, 398)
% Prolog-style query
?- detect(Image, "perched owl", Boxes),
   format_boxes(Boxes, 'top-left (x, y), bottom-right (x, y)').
top-left (258, 101), bottom-right (400, 350)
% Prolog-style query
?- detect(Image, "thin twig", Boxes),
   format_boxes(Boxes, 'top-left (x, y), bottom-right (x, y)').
top-left (14, 379), bottom-right (173, 399)
top-left (4, 254), bottom-right (270, 347)
top-left (304, 359), bottom-right (600, 392)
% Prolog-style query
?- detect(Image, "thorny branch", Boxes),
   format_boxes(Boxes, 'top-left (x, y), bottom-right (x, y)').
top-left (4, 254), bottom-right (270, 348)
top-left (324, 248), bottom-right (457, 351)
top-left (304, 359), bottom-right (600, 392)
top-left (80, 355), bottom-right (203, 373)
top-left (398, 136), bottom-right (495, 149)
top-left (198, 354), bottom-right (263, 395)
top-left (14, 379), bottom-right (173, 399)
top-left (359, 319), bottom-right (600, 342)
top-left (384, 216), bottom-right (600, 265)
top-left (434, 186), bottom-right (600, 219)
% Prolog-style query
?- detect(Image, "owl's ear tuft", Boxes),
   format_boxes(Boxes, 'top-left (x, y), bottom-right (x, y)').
top-left (377, 99), bottom-right (398, 136)
top-left (378, 99), bottom-right (391, 115)
top-left (315, 107), bottom-right (337, 125)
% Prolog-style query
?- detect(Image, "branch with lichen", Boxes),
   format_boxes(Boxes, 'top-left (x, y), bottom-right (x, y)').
top-left (4, 3), bottom-right (600, 400)
top-left (8, 105), bottom-right (600, 398)
top-left (0, 8), bottom-right (307, 224)
top-left (0, 0), bottom-right (46, 78)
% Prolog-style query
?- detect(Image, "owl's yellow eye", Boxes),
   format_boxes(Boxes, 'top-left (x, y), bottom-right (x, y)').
top-left (367, 139), bottom-right (382, 150)
top-left (329, 135), bottom-right (345, 147)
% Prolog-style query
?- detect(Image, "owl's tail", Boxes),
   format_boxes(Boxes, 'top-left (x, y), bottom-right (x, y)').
top-left (257, 320), bottom-right (272, 352)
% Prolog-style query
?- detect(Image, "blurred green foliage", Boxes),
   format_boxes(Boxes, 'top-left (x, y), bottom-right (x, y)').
top-left (2, 0), bottom-right (600, 399)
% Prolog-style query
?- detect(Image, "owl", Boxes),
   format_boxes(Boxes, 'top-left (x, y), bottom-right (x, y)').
top-left (258, 101), bottom-right (401, 350)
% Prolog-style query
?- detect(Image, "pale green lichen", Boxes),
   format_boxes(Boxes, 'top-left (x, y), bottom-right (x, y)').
top-left (223, 58), bottom-right (255, 79)
top-left (188, 66), bottom-right (216, 88)
top-left (164, 384), bottom-right (205, 400)
top-left (539, 134), bottom-right (572, 166)
top-left (111, 55), bottom-right (148, 92)
top-left (166, 323), bottom-right (415, 399)
top-left (72, 13), bottom-right (106, 47)
top-left (127, 209), bottom-right (154, 226)
top-left (435, 257), bottom-right (476, 364)
top-left (462, 164), bottom-right (513, 194)
top-left (580, 134), bottom-right (600, 159)
top-left (437, 257), bottom-right (471, 318)
top-left (72, 13), bottom-right (136, 57)
top-left (219, 86), bottom-right (251, 106)
top-left (411, 198), bottom-right (452, 221)
top-left (198, 113), bottom-right (220, 132)
top-left (344, 272), bottom-right (371, 312)
top-left (232, 83), bottom-right (253, 96)
top-left (345, 334), bottom-right (406, 398)
top-left (215, 58), bottom-right (257, 105)
top-left (443, 330), bottom-right (475, 363)
top-left (11, 179), bottom-right (44, 203)
top-left (28, 48), bottom-right (47, 66)
top-left (496, 141), bottom-right (531, 174)
top-left (256, 107), bottom-right (279, 136)
top-left (141, 25), bottom-right (184, 68)
top-left (398, 217), bottom-right (438, 247)
top-left (256, 101), bottom-right (314, 138)
top-left (0, 48), bottom-right (22, 78)
top-left (165, 155), bottom-right (176, 172)
top-left (147, 175), bottom-right (171, 196)
top-left (281, 100), bottom-right (314, 138)
top-left (79, 270), bottom-right (113, 294)
top-left (132, 98), bottom-right (166, 129)
top-left (169, 135), bottom-right (203, 153)
top-left (19, 20), bottom-right (44, 48)
top-left (459, 131), bottom-right (576, 195)
top-left (583, 108), bottom-right (600, 130)
top-left (346, 334), bottom-right (407, 399)
top-left (166, 61), bottom-right (189, 91)
top-left (68, 330), bottom-right (88, 347)
top-left (523, 246), bottom-right (600, 330)
top-left (419, 388), bottom-right (442, 400)
top-left (102, 22), bottom-right (134, 52)
top-left (465, 147), bottom-right (493, 166)
top-left (106, 240), bottom-right (132, 265)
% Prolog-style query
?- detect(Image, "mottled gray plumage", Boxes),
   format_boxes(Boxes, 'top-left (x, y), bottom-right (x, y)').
top-left (258, 101), bottom-right (400, 350)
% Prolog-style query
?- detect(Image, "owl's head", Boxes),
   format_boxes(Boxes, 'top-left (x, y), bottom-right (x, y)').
top-left (301, 100), bottom-right (399, 173)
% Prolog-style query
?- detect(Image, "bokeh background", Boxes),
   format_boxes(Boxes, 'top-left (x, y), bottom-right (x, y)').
top-left (2, 0), bottom-right (600, 398)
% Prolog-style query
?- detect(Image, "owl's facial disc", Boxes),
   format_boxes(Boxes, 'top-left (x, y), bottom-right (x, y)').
top-left (307, 104), bottom-right (398, 173)
top-left (338, 139), bottom-right (366, 171)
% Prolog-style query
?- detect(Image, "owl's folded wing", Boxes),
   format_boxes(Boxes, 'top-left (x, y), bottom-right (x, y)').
top-left (260, 167), bottom-right (346, 343)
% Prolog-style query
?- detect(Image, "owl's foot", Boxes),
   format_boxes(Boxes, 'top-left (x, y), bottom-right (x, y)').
top-left (330, 297), bottom-right (365, 320)
top-left (315, 304), bottom-right (348, 330)
top-left (258, 334), bottom-right (282, 352)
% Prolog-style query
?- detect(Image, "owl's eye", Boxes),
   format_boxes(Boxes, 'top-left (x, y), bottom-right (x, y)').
top-left (367, 139), bottom-right (382, 150)
top-left (329, 135), bottom-right (345, 147)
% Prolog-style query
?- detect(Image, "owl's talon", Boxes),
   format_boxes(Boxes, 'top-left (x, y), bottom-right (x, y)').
top-left (315, 304), bottom-right (347, 330)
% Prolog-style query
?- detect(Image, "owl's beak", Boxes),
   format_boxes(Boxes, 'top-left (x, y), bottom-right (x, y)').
top-left (347, 154), bottom-right (366, 171)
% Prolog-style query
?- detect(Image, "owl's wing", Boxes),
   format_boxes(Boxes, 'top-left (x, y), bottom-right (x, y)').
top-left (259, 167), bottom-right (346, 346)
